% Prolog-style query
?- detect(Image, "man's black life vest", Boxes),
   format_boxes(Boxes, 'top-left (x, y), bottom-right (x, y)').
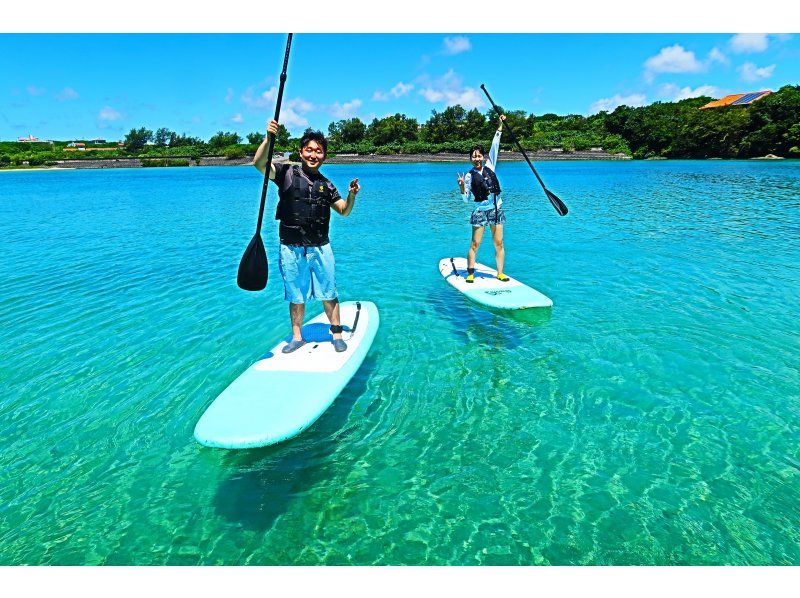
top-left (469, 166), bottom-right (501, 202)
top-left (275, 165), bottom-right (333, 246)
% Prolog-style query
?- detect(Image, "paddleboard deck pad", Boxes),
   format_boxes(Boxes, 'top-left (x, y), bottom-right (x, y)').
top-left (194, 300), bottom-right (379, 449)
top-left (439, 257), bottom-right (552, 310)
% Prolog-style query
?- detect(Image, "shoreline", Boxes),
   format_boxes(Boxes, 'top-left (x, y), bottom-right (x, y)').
top-left (325, 150), bottom-right (632, 163)
top-left (2, 152), bottom-right (793, 172)
top-left (0, 150), bottom-right (631, 172)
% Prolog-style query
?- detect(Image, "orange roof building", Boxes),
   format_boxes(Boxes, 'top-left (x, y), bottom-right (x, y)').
top-left (700, 90), bottom-right (772, 109)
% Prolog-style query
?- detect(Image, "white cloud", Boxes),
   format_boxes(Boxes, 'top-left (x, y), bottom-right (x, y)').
top-left (56, 87), bottom-right (79, 101)
top-left (373, 81), bottom-right (415, 101)
top-left (239, 88), bottom-right (313, 129)
top-left (589, 93), bottom-right (647, 114)
top-left (417, 69), bottom-right (484, 109)
top-left (658, 84), bottom-right (720, 101)
top-left (98, 106), bottom-right (123, 121)
top-left (279, 109), bottom-right (309, 129)
top-left (240, 86), bottom-right (278, 110)
top-left (419, 87), bottom-right (483, 109)
top-left (279, 98), bottom-right (315, 129)
top-left (225, 88), bottom-right (234, 103)
top-left (442, 36), bottom-right (471, 55)
top-left (286, 97), bottom-right (314, 114)
top-left (707, 47), bottom-right (729, 66)
top-left (419, 88), bottom-right (444, 102)
top-left (230, 113), bottom-right (244, 123)
top-left (729, 34), bottom-right (769, 53)
top-left (391, 82), bottom-right (414, 97)
top-left (643, 45), bottom-right (703, 81)
top-left (26, 85), bottom-right (46, 96)
top-left (738, 62), bottom-right (775, 82)
top-left (644, 44), bottom-right (732, 81)
top-left (330, 99), bottom-right (363, 119)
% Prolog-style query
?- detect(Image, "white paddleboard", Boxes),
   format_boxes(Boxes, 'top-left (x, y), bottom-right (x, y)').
top-left (194, 300), bottom-right (379, 449)
top-left (439, 257), bottom-right (552, 310)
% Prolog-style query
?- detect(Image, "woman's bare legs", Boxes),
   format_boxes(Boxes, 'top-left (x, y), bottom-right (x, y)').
top-left (490, 223), bottom-right (505, 276)
top-left (467, 226), bottom-right (484, 270)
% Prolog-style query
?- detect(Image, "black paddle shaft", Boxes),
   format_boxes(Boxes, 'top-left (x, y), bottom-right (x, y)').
top-left (480, 84), bottom-right (568, 216)
top-left (255, 34), bottom-right (293, 234)
top-left (236, 34), bottom-right (293, 292)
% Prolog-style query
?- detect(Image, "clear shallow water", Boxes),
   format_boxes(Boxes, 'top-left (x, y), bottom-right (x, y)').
top-left (0, 160), bottom-right (798, 565)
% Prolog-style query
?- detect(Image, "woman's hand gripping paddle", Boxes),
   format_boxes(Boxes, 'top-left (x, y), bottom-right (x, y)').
top-left (480, 84), bottom-right (568, 217)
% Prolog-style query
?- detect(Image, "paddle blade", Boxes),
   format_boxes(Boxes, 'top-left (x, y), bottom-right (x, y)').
top-left (545, 188), bottom-right (569, 216)
top-left (237, 233), bottom-right (268, 291)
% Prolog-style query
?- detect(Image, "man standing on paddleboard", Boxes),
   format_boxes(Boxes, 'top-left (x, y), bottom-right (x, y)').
top-left (456, 114), bottom-right (508, 283)
top-left (254, 120), bottom-right (360, 353)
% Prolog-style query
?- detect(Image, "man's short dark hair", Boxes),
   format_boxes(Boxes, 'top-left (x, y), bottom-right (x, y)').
top-left (300, 129), bottom-right (328, 154)
top-left (470, 144), bottom-right (486, 158)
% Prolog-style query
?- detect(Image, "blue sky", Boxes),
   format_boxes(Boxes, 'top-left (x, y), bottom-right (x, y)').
top-left (1, 33), bottom-right (797, 141)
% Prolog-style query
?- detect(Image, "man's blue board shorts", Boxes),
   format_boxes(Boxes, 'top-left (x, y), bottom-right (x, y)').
top-left (278, 243), bottom-right (338, 304)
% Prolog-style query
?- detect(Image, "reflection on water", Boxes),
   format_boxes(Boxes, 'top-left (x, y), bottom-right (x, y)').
top-left (213, 354), bottom-right (379, 532)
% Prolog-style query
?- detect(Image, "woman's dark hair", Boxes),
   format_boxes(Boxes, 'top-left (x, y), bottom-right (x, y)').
top-left (470, 144), bottom-right (486, 158)
top-left (300, 128), bottom-right (328, 154)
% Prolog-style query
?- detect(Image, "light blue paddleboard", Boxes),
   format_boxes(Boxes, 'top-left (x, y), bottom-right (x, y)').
top-left (194, 300), bottom-right (379, 449)
top-left (439, 257), bottom-right (553, 310)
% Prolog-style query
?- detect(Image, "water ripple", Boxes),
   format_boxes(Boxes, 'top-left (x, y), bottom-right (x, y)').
top-left (1, 162), bottom-right (799, 564)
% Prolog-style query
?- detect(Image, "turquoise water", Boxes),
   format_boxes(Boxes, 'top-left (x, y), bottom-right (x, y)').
top-left (1, 160), bottom-right (798, 565)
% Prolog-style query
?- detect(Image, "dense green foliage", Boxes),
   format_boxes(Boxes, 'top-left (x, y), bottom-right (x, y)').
top-left (153, 128), bottom-right (172, 147)
top-left (124, 127), bottom-right (154, 151)
top-left (328, 118), bottom-right (367, 144)
top-left (246, 124), bottom-right (290, 146)
top-left (2, 85), bottom-right (797, 168)
top-left (207, 131), bottom-right (242, 149)
top-left (221, 145), bottom-right (247, 159)
top-left (603, 85), bottom-right (800, 158)
top-left (366, 113), bottom-right (420, 146)
top-left (246, 132), bottom-right (262, 145)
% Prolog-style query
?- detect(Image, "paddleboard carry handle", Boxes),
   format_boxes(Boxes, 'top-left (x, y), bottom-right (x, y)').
top-left (349, 301), bottom-right (362, 338)
top-left (449, 257), bottom-right (459, 277)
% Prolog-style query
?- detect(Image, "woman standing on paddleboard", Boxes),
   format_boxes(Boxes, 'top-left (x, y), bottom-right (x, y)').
top-left (456, 114), bottom-right (508, 283)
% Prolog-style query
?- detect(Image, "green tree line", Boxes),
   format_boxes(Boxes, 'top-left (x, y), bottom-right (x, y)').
top-left (602, 85), bottom-right (800, 158)
top-left (2, 85), bottom-right (797, 168)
